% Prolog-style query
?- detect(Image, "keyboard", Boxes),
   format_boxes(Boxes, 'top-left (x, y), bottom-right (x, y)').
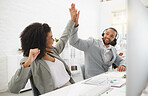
top-left (79, 85), bottom-right (111, 96)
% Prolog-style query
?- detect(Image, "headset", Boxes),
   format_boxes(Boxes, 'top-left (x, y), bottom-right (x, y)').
top-left (102, 27), bottom-right (119, 46)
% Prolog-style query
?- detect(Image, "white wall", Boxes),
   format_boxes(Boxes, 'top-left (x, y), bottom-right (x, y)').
top-left (127, 0), bottom-right (148, 96)
top-left (0, 0), bottom-right (100, 91)
top-left (98, 0), bottom-right (127, 36)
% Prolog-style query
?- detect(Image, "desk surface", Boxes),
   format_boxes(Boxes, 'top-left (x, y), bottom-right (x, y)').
top-left (40, 71), bottom-right (126, 96)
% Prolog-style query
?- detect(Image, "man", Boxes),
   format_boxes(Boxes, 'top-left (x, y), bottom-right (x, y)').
top-left (70, 11), bottom-right (126, 79)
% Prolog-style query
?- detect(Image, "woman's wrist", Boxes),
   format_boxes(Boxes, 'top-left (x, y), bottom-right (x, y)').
top-left (23, 59), bottom-right (31, 68)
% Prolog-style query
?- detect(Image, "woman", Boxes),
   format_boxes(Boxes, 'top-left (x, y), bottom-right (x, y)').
top-left (8, 3), bottom-right (79, 95)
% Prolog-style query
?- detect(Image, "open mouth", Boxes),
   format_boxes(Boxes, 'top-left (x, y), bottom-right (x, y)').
top-left (105, 39), bottom-right (110, 43)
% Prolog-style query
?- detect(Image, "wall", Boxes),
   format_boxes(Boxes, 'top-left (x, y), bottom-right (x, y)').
top-left (98, 0), bottom-right (127, 36)
top-left (0, 0), bottom-right (100, 91)
top-left (127, 0), bottom-right (148, 96)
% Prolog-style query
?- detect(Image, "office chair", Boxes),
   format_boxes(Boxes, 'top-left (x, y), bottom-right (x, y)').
top-left (80, 64), bottom-right (85, 79)
top-left (30, 76), bottom-right (40, 96)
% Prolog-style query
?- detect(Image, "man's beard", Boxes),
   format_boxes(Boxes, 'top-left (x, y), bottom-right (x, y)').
top-left (103, 39), bottom-right (110, 45)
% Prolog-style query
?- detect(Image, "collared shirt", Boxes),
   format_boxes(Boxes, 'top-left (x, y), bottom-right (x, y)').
top-left (100, 38), bottom-right (113, 63)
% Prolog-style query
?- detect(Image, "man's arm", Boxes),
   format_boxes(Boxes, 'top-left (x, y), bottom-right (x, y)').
top-left (69, 8), bottom-right (93, 51)
top-left (114, 54), bottom-right (126, 72)
top-left (69, 27), bottom-right (93, 51)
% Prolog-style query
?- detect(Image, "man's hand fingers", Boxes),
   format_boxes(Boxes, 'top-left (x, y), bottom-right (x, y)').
top-left (117, 66), bottom-right (122, 72)
top-left (117, 65), bottom-right (126, 72)
top-left (77, 11), bottom-right (80, 19)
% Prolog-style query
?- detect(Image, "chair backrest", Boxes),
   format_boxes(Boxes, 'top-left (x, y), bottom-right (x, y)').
top-left (80, 64), bottom-right (85, 79)
top-left (30, 76), bottom-right (40, 96)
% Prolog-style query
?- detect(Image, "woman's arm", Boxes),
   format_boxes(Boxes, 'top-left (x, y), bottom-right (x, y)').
top-left (8, 64), bottom-right (31, 93)
top-left (54, 3), bottom-right (77, 54)
top-left (8, 48), bottom-right (40, 93)
top-left (54, 20), bottom-right (75, 54)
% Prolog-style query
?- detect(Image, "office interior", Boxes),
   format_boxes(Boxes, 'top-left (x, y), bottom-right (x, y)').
top-left (0, 0), bottom-right (147, 96)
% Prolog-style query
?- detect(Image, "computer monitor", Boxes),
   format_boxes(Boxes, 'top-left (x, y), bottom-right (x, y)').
top-left (127, 0), bottom-right (148, 96)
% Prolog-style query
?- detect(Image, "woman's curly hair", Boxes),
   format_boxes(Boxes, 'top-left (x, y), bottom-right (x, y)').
top-left (20, 22), bottom-right (51, 59)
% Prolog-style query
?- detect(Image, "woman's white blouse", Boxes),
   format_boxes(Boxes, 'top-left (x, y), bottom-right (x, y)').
top-left (44, 58), bottom-right (70, 89)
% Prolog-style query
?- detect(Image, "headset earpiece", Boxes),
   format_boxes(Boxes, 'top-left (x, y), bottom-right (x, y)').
top-left (110, 39), bottom-right (117, 46)
top-left (102, 29), bottom-right (107, 37)
top-left (102, 33), bottom-right (104, 37)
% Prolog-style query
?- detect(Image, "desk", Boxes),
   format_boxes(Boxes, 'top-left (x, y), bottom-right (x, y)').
top-left (40, 71), bottom-right (126, 96)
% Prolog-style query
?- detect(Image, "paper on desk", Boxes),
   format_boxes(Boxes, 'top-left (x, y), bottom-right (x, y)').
top-left (84, 77), bottom-right (110, 86)
top-left (110, 78), bottom-right (126, 87)
top-left (84, 77), bottom-right (126, 88)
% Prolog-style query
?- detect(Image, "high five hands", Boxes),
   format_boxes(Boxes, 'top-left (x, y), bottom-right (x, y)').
top-left (69, 3), bottom-right (80, 27)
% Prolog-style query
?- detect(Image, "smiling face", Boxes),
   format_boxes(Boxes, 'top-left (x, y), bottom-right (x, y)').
top-left (46, 31), bottom-right (54, 51)
top-left (103, 28), bottom-right (117, 45)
